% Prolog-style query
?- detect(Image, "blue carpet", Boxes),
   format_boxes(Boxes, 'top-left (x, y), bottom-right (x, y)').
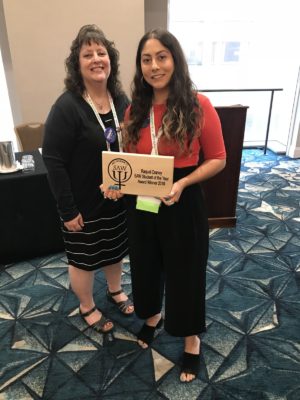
top-left (0, 149), bottom-right (300, 399)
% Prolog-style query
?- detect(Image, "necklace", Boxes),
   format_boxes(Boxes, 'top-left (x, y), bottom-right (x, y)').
top-left (90, 95), bottom-right (108, 111)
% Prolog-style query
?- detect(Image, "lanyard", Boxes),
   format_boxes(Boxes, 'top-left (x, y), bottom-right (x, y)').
top-left (149, 107), bottom-right (163, 155)
top-left (85, 91), bottom-right (123, 152)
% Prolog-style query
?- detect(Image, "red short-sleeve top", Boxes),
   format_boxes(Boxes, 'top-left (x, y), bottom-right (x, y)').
top-left (124, 93), bottom-right (226, 168)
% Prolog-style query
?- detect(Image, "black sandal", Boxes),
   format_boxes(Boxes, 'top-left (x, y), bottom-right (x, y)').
top-left (79, 306), bottom-right (113, 333)
top-left (180, 352), bottom-right (200, 382)
top-left (107, 289), bottom-right (134, 316)
top-left (106, 289), bottom-right (134, 316)
top-left (137, 318), bottom-right (163, 347)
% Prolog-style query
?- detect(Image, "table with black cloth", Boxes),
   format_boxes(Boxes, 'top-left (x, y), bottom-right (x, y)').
top-left (0, 150), bottom-right (64, 265)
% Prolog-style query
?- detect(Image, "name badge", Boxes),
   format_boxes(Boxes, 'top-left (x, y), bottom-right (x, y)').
top-left (104, 127), bottom-right (116, 144)
top-left (136, 196), bottom-right (161, 213)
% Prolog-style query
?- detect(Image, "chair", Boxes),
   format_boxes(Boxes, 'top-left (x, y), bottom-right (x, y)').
top-left (14, 122), bottom-right (44, 151)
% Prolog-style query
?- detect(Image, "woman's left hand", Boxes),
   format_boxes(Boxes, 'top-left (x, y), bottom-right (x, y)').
top-left (160, 158), bottom-right (226, 207)
top-left (100, 184), bottom-right (124, 201)
top-left (160, 180), bottom-right (185, 206)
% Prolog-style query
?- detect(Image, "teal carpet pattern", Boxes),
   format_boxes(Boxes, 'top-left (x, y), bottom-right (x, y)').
top-left (0, 149), bottom-right (300, 400)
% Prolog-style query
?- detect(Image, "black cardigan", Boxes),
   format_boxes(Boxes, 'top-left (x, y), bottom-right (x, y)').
top-left (42, 90), bottom-right (129, 221)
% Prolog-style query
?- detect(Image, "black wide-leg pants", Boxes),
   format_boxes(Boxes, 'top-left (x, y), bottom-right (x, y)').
top-left (125, 167), bottom-right (209, 337)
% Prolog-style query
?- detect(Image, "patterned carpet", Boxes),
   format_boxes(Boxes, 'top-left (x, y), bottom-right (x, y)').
top-left (0, 149), bottom-right (300, 400)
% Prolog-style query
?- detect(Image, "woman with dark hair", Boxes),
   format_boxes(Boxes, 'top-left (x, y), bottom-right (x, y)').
top-left (124, 28), bottom-right (226, 382)
top-left (43, 24), bottom-right (133, 335)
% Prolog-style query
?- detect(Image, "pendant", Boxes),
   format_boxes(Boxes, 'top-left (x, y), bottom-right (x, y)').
top-left (104, 127), bottom-right (116, 144)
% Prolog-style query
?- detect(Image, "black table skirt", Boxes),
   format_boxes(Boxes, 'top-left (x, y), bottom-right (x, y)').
top-left (0, 150), bottom-right (64, 265)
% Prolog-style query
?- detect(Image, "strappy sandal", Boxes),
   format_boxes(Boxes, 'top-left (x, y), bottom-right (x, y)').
top-left (107, 289), bottom-right (134, 316)
top-left (180, 352), bottom-right (200, 382)
top-left (137, 318), bottom-right (163, 347)
top-left (79, 305), bottom-right (113, 333)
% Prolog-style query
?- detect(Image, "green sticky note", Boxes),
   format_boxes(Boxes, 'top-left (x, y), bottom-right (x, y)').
top-left (136, 196), bottom-right (161, 213)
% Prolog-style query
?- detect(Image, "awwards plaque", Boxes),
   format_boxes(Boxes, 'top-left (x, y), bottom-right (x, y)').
top-left (102, 151), bottom-right (174, 197)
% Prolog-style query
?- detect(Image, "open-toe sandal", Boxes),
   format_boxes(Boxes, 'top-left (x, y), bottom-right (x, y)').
top-left (137, 318), bottom-right (163, 346)
top-left (180, 352), bottom-right (200, 382)
top-left (107, 289), bottom-right (134, 316)
top-left (79, 305), bottom-right (113, 333)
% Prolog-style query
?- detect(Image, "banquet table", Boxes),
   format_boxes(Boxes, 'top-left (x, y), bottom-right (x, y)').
top-left (0, 150), bottom-right (64, 265)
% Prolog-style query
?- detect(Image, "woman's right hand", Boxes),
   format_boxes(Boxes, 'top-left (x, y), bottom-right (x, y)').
top-left (100, 184), bottom-right (124, 201)
top-left (64, 213), bottom-right (84, 232)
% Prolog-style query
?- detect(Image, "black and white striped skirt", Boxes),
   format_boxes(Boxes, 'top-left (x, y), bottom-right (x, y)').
top-left (61, 208), bottom-right (128, 271)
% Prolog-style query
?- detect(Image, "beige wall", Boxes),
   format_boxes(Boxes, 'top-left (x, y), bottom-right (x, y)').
top-left (2, 0), bottom-right (144, 124)
top-left (145, 0), bottom-right (168, 32)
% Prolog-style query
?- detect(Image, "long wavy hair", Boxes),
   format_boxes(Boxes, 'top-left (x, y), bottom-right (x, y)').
top-left (64, 24), bottom-right (124, 100)
top-left (125, 28), bottom-right (203, 150)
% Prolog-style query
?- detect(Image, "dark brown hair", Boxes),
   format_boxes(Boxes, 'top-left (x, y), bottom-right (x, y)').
top-left (64, 24), bottom-right (124, 100)
top-left (126, 28), bottom-right (202, 149)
